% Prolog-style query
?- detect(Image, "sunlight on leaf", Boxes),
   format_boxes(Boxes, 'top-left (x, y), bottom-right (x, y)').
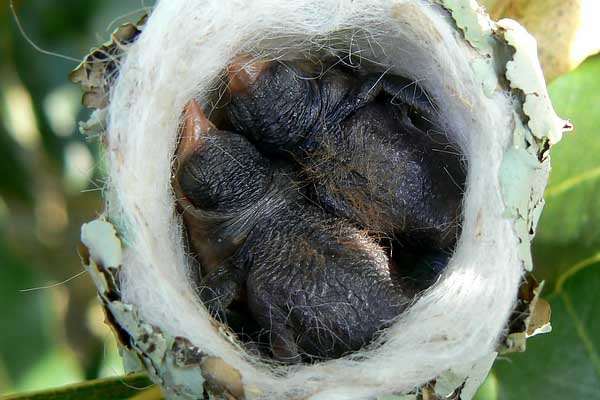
top-left (15, 347), bottom-right (83, 394)
top-left (473, 371), bottom-right (498, 400)
top-left (96, 335), bottom-right (125, 379)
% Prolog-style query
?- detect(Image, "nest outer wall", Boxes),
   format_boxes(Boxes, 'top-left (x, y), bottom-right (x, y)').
top-left (74, 0), bottom-right (567, 399)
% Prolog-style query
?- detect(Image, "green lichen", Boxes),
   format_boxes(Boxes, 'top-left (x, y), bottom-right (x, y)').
top-left (499, 18), bottom-right (567, 145)
top-left (438, 0), bottom-right (495, 55)
top-left (80, 219), bottom-right (210, 400)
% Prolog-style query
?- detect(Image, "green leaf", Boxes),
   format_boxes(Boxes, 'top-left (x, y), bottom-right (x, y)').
top-left (1, 372), bottom-right (156, 400)
top-left (533, 55), bottom-right (600, 286)
top-left (492, 55), bottom-right (600, 400)
top-left (494, 260), bottom-right (600, 399)
top-left (473, 371), bottom-right (498, 400)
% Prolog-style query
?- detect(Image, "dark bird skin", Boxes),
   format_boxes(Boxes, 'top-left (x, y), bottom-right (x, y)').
top-left (173, 60), bottom-right (464, 362)
top-left (226, 61), bottom-right (465, 248)
top-left (174, 101), bottom-right (409, 362)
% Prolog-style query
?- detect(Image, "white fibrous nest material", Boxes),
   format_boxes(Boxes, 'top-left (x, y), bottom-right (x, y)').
top-left (75, 0), bottom-right (569, 399)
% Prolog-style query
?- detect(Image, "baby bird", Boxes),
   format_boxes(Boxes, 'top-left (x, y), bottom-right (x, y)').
top-left (226, 60), bottom-right (464, 249)
top-left (174, 101), bottom-right (409, 362)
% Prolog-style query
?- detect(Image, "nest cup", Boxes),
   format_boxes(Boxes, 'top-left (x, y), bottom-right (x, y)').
top-left (77, 0), bottom-right (567, 398)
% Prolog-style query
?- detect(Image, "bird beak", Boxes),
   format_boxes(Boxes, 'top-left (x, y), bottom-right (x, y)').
top-left (227, 56), bottom-right (269, 94)
top-left (176, 99), bottom-right (216, 162)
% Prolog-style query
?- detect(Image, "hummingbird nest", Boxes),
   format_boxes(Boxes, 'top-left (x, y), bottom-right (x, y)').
top-left (74, 0), bottom-right (568, 399)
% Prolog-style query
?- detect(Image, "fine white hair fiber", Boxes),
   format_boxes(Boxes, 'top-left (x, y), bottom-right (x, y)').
top-left (107, 0), bottom-right (522, 398)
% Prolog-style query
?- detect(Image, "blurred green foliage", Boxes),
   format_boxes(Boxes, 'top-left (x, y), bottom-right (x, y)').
top-left (0, 1), bottom-right (598, 399)
top-left (0, 0), bottom-right (150, 396)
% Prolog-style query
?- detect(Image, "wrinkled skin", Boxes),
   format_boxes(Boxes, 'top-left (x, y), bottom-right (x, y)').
top-left (227, 61), bottom-right (464, 248)
top-left (174, 60), bottom-right (464, 362)
top-left (174, 102), bottom-right (408, 362)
